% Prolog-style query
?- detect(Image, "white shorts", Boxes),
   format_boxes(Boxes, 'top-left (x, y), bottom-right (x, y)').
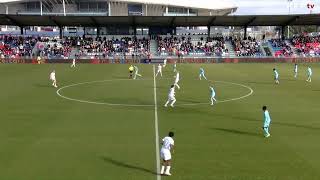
top-left (50, 78), bottom-right (56, 81)
top-left (168, 95), bottom-right (176, 101)
top-left (160, 148), bottom-right (172, 161)
top-left (174, 81), bottom-right (179, 84)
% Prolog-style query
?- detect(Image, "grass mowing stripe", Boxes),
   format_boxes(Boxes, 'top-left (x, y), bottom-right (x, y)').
top-left (153, 65), bottom-right (161, 180)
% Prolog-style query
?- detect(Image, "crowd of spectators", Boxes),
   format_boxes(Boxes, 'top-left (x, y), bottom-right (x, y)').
top-left (157, 36), bottom-right (228, 57)
top-left (0, 36), bottom-right (37, 58)
top-left (39, 37), bottom-right (73, 59)
top-left (231, 36), bottom-right (263, 57)
top-left (291, 35), bottom-right (320, 56)
top-left (270, 39), bottom-right (293, 57)
top-left (78, 36), bottom-right (150, 58)
top-left (4, 34), bottom-right (320, 59)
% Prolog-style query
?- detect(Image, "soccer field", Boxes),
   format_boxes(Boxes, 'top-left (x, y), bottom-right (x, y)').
top-left (0, 63), bottom-right (320, 180)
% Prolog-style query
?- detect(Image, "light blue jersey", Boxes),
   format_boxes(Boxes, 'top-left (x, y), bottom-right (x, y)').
top-left (307, 67), bottom-right (312, 76)
top-left (200, 68), bottom-right (205, 74)
top-left (274, 70), bottom-right (279, 79)
top-left (210, 87), bottom-right (216, 97)
top-left (263, 110), bottom-right (271, 127)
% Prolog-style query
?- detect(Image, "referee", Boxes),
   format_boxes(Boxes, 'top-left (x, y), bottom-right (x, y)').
top-left (129, 65), bottom-right (134, 79)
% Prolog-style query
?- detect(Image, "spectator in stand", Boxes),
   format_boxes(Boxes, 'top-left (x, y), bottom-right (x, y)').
top-left (231, 36), bottom-right (262, 57)
top-left (270, 39), bottom-right (293, 57)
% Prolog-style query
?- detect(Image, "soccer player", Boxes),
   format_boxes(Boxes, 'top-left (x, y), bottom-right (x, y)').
top-left (37, 56), bottom-right (42, 64)
top-left (156, 64), bottom-right (163, 77)
top-left (129, 65), bottom-right (134, 79)
top-left (71, 58), bottom-right (76, 68)
top-left (133, 65), bottom-right (142, 79)
top-left (174, 71), bottom-right (180, 89)
top-left (164, 85), bottom-right (176, 107)
top-left (160, 131), bottom-right (175, 176)
top-left (262, 106), bottom-right (271, 138)
top-left (210, 86), bottom-right (217, 105)
top-left (294, 63), bottom-right (298, 78)
top-left (199, 67), bottom-right (207, 80)
top-left (173, 61), bottom-right (177, 72)
top-left (306, 66), bottom-right (312, 82)
top-left (49, 70), bottom-right (58, 88)
top-left (163, 59), bottom-right (167, 67)
top-left (273, 68), bottom-right (279, 84)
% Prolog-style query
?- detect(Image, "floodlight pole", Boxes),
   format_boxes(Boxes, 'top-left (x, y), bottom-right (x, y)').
top-left (145, 4), bottom-right (147, 16)
top-left (108, 1), bottom-right (111, 16)
top-left (62, 0), bottom-right (66, 16)
top-left (287, 0), bottom-right (292, 38)
top-left (40, 1), bottom-right (43, 16)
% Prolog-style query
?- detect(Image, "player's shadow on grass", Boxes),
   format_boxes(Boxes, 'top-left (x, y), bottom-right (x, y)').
top-left (214, 113), bottom-right (320, 131)
top-left (33, 83), bottom-right (52, 88)
top-left (210, 127), bottom-right (261, 137)
top-left (101, 156), bottom-right (157, 175)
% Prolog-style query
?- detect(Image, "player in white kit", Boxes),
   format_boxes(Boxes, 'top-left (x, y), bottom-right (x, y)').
top-left (71, 58), bottom-right (76, 68)
top-left (160, 131), bottom-right (175, 176)
top-left (164, 85), bottom-right (176, 107)
top-left (163, 59), bottom-right (167, 67)
top-left (210, 86), bottom-right (217, 105)
top-left (306, 66), bottom-right (312, 82)
top-left (294, 64), bottom-right (298, 78)
top-left (133, 65), bottom-right (142, 79)
top-left (174, 71), bottom-right (180, 89)
top-left (173, 61), bottom-right (177, 72)
top-left (156, 64), bottom-right (163, 77)
top-left (49, 70), bottom-right (58, 88)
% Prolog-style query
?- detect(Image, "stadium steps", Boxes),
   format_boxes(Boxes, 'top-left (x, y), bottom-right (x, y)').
top-left (267, 41), bottom-right (276, 56)
top-left (285, 40), bottom-right (298, 56)
top-left (69, 48), bottom-right (79, 59)
top-left (150, 39), bottom-right (158, 56)
top-left (225, 41), bottom-right (236, 57)
top-left (32, 42), bottom-right (41, 57)
top-left (261, 42), bottom-right (272, 56)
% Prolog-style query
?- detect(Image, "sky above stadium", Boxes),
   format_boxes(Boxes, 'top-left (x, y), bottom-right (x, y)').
top-left (233, 0), bottom-right (320, 15)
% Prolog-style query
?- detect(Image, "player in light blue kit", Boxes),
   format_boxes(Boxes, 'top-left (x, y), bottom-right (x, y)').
top-left (173, 61), bottom-right (177, 72)
top-left (262, 106), bottom-right (271, 138)
top-left (273, 68), bottom-right (279, 84)
top-left (199, 68), bottom-right (207, 80)
top-left (209, 86), bottom-right (217, 105)
top-left (294, 64), bottom-right (298, 78)
top-left (306, 66), bottom-right (312, 82)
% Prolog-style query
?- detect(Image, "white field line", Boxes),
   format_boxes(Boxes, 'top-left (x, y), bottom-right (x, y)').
top-left (56, 79), bottom-right (253, 107)
top-left (175, 81), bottom-right (254, 106)
top-left (153, 65), bottom-right (161, 180)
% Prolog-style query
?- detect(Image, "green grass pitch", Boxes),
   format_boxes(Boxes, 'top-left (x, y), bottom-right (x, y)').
top-left (0, 63), bottom-right (320, 180)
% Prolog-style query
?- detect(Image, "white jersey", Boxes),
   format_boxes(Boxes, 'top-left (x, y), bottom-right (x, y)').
top-left (161, 136), bottom-right (174, 151)
top-left (168, 87), bottom-right (175, 97)
top-left (164, 59), bottom-right (167, 65)
top-left (294, 65), bottom-right (298, 72)
top-left (72, 59), bottom-right (76, 64)
top-left (50, 72), bottom-right (56, 80)
top-left (157, 65), bottom-right (162, 71)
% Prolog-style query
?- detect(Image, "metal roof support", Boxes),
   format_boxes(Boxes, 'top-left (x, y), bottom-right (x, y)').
top-left (245, 16), bottom-right (257, 27)
top-left (170, 16), bottom-right (176, 27)
top-left (49, 17), bottom-right (61, 27)
top-left (90, 17), bottom-right (98, 26)
top-left (5, 15), bottom-right (20, 26)
top-left (208, 16), bottom-right (216, 26)
top-left (284, 16), bottom-right (299, 26)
